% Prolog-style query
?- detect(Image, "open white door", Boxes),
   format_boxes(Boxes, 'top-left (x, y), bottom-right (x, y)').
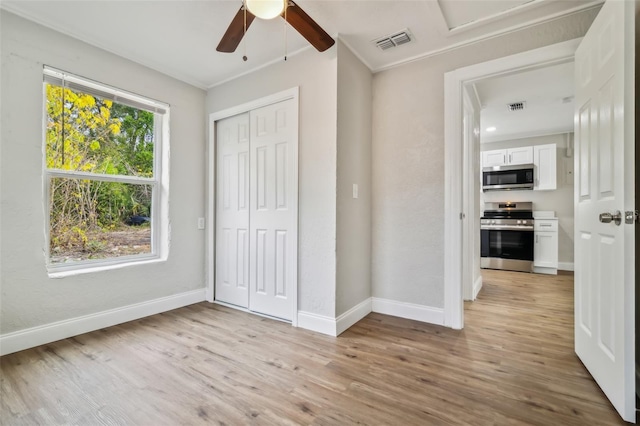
top-left (574, 0), bottom-right (635, 422)
top-left (462, 86), bottom-right (482, 301)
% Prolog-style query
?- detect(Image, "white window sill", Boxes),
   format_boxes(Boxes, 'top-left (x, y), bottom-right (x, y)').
top-left (47, 255), bottom-right (166, 279)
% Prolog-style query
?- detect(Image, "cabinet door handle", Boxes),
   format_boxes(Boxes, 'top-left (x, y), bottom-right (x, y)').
top-left (503, 154), bottom-right (506, 164)
top-left (509, 154), bottom-right (512, 163)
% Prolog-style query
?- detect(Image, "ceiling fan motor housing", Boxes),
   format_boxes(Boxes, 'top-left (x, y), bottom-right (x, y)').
top-left (245, 0), bottom-right (286, 20)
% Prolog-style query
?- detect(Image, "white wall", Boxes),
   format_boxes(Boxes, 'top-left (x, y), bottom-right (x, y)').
top-left (206, 47), bottom-right (338, 318)
top-left (372, 9), bottom-right (598, 308)
top-left (0, 11), bottom-right (207, 334)
top-left (481, 133), bottom-right (575, 264)
top-left (336, 40), bottom-right (372, 317)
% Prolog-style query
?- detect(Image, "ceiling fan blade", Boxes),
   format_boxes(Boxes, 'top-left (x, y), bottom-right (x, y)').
top-left (284, 1), bottom-right (335, 52)
top-left (217, 6), bottom-right (256, 53)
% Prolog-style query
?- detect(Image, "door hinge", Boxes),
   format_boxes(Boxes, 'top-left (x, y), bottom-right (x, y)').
top-left (625, 210), bottom-right (638, 224)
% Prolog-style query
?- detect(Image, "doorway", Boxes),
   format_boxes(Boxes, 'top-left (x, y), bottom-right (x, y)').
top-left (206, 88), bottom-right (299, 324)
top-left (445, 1), bottom-right (636, 419)
top-left (443, 38), bottom-right (580, 329)
top-left (470, 61), bottom-right (576, 294)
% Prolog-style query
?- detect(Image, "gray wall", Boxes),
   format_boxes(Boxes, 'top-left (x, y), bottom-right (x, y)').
top-left (206, 47), bottom-right (339, 318)
top-left (371, 8), bottom-right (598, 308)
top-left (1, 5), bottom-right (599, 336)
top-left (336, 40), bottom-right (372, 317)
top-left (0, 11), bottom-right (207, 334)
top-left (481, 134), bottom-right (575, 265)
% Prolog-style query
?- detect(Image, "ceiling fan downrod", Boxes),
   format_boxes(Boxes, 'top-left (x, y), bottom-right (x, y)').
top-left (243, 1), bottom-right (248, 61)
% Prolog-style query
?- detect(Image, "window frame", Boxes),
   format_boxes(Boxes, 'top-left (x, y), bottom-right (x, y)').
top-left (42, 66), bottom-right (170, 275)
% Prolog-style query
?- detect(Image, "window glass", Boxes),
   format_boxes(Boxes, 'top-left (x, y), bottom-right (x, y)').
top-left (49, 179), bottom-right (153, 263)
top-left (44, 68), bottom-right (167, 271)
top-left (45, 84), bottom-right (155, 177)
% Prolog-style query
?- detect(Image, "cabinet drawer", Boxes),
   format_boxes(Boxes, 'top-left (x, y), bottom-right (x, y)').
top-left (534, 220), bottom-right (558, 232)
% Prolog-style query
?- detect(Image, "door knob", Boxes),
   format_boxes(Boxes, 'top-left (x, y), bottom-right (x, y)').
top-left (599, 211), bottom-right (622, 226)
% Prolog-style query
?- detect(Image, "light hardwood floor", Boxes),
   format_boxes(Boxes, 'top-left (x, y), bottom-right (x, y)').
top-left (1, 270), bottom-right (625, 425)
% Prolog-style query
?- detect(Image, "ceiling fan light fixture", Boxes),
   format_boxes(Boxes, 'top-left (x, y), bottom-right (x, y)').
top-left (245, 0), bottom-right (286, 20)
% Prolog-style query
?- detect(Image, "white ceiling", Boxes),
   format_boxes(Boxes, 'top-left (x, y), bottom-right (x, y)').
top-left (1, 0), bottom-right (602, 89)
top-left (475, 61), bottom-right (575, 143)
top-left (437, 0), bottom-right (532, 29)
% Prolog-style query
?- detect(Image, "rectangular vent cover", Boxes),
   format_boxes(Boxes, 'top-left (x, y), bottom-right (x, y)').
top-left (507, 101), bottom-right (526, 111)
top-left (374, 30), bottom-right (413, 51)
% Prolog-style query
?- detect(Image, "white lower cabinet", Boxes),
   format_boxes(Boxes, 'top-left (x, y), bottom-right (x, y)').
top-left (533, 219), bottom-right (558, 274)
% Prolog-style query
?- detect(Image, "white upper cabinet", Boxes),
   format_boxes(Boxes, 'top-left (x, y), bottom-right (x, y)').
top-left (482, 146), bottom-right (533, 167)
top-left (507, 146), bottom-right (534, 165)
top-left (533, 144), bottom-right (557, 190)
top-left (482, 149), bottom-right (508, 167)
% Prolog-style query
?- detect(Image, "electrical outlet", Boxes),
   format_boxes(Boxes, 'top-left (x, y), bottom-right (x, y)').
top-left (197, 217), bottom-right (205, 230)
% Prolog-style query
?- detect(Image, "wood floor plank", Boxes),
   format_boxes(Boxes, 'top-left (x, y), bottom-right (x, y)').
top-left (0, 270), bottom-right (626, 425)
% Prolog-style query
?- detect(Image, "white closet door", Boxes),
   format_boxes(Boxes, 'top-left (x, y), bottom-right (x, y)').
top-left (249, 99), bottom-right (297, 321)
top-left (215, 113), bottom-right (250, 308)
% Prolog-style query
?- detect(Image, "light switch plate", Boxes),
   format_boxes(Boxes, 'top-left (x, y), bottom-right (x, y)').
top-left (353, 184), bottom-right (359, 199)
top-left (197, 217), bottom-right (205, 229)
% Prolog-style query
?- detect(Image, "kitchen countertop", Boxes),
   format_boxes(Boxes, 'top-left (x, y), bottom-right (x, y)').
top-left (533, 211), bottom-right (556, 219)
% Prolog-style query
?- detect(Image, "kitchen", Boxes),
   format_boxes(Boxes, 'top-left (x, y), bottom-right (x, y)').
top-left (474, 62), bottom-right (575, 280)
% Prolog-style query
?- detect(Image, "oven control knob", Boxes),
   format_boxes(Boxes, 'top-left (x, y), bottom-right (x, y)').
top-left (517, 220), bottom-right (521, 224)
top-left (491, 220), bottom-right (496, 224)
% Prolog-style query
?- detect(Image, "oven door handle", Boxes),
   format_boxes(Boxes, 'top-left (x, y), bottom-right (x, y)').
top-left (481, 225), bottom-right (534, 231)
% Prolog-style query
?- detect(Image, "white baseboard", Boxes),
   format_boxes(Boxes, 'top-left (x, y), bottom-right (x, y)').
top-left (0, 289), bottom-right (206, 356)
top-left (297, 311), bottom-right (337, 337)
top-left (371, 297), bottom-right (444, 326)
top-left (298, 298), bottom-right (373, 337)
top-left (336, 298), bottom-right (372, 336)
top-left (473, 275), bottom-right (483, 300)
top-left (558, 262), bottom-right (574, 271)
top-left (299, 297), bottom-right (445, 336)
top-left (533, 266), bottom-right (558, 275)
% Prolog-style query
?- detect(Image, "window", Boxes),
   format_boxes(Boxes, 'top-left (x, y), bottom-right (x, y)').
top-left (43, 67), bottom-right (169, 273)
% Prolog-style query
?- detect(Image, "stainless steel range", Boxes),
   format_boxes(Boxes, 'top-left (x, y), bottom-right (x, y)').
top-left (480, 202), bottom-right (534, 273)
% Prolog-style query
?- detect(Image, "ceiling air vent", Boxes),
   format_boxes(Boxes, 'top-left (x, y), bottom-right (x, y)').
top-left (507, 101), bottom-right (526, 111)
top-left (374, 29), bottom-right (413, 51)
top-left (391, 32), bottom-right (411, 46)
top-left (376, 38), bottom-right (396, 51)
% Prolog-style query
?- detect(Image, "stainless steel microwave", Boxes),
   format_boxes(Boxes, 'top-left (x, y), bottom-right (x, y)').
top-left (482, 164), bottom-right (534, 191)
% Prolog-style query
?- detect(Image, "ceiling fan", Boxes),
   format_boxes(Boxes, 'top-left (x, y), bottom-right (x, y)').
top-left (217, 0), bottom-right (335, 54)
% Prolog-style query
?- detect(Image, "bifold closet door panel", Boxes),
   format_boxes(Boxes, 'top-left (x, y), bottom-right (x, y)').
top-left (215, 113), bottom-right (250, 308)
top-left (249, 99), bottom-right (297, 321)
